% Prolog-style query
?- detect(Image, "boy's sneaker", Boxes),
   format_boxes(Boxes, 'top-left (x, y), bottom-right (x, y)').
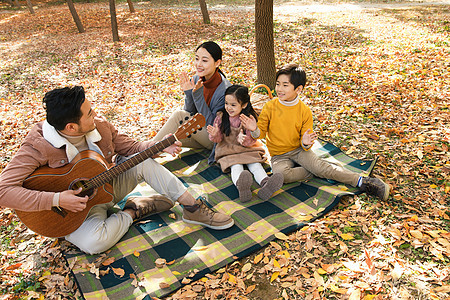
top-left (123, 195), bottom-right (174, 220)
top-left (182, 198), bottom-right (234, 230)
top-left (360, 177), bottom-right (390, 201)
top-left (257, 173), bottom-right (284, 201)
top-left (236, 170), bottom-right (253, 203)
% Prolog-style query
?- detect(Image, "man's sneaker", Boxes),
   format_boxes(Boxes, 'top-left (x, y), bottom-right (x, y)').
top-left (360, 177), bottom-right (390, 201)
top-left (182, 198), bottom-right (234, 230)
top-left (257, 173), bottom-right (284, 201)
top-left (123, 195), bottom-right (174, 220)
top-left (236, 170), bottom-right (253, 203)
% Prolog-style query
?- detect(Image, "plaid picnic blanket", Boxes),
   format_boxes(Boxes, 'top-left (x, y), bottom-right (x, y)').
top-left (64, 139), bottom-right (377, 299)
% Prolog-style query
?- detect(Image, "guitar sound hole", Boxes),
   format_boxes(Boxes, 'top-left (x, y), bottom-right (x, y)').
top-left (78, 187), bottom-right (95, 198)
top-left (70, 179), bottom-right (96, 199)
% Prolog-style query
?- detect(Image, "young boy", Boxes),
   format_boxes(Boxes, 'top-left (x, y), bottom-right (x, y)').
top-left (240, 64), bottom-right (390, 201)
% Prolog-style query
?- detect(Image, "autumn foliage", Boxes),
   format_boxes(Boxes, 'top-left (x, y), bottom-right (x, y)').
top-left (0, 0), bottom-right (449, 299)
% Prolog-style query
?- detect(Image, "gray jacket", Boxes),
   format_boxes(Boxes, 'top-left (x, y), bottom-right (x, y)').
top-left (183, 73), bottom-right (231, 164)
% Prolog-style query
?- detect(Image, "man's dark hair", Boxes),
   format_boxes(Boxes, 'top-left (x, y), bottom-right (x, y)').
top-left (275, 64), bottom-right (307, 89)
top-left (43, 86), bottom-right (85, 131)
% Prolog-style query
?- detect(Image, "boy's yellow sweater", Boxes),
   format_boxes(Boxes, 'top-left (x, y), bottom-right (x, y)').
top-left (257, 97), bottom-right (313, 156)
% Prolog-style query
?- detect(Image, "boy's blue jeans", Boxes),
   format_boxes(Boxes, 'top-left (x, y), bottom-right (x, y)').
top-left (271, 147), bottom-right (360, 186)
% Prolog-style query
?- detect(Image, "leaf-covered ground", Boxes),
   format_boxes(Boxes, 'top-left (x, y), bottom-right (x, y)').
top-left (0, 0), bottom-right (449, 299)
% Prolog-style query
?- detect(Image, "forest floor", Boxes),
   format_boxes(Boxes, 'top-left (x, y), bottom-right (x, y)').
top-left (0, 0), bottom-right (449, 299)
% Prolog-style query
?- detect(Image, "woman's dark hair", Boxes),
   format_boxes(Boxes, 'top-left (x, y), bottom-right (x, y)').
top-left (196, 41), bottom-right (226, 78)
top-left (219, 85), bottom-right (258, 136)
top-left (43, 86), bottom-right (85, 131)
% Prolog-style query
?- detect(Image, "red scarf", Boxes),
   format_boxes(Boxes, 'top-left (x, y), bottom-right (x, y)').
top-left (202, 69), bottom-right (222, 107)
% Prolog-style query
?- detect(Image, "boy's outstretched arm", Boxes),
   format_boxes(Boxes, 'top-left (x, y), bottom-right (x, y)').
top-left (239, 114), bottom-right (257, 131)
top-left (301, 129), bottom-right (317, 149)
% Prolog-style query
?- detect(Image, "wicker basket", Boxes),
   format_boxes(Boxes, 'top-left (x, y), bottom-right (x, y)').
top-left (249, 84), bottom-right (273, 115)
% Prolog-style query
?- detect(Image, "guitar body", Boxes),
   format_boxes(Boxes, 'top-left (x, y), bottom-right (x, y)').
top-left (16, 150), bottom-right (114, 238)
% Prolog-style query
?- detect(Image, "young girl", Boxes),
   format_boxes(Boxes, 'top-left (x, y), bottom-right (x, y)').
top-left (207, 85), bottom-right (284, 202)
top-left (153, 41), bottom-right (231, 164)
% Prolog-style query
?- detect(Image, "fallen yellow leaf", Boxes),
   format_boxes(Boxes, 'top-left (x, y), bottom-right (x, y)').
top-left (297, 215), bottom-right (313, 221)
top-left (317, 268), bottom-right (327, 275)
top-left (275, 232), bottom-right (289, 240)
top-left (246, 284), bottom-right (256, 294)
top-left (159, 282), bottom-right (170, 289)
top-left (270, 271), bottom-right (279, 282)
top-left (340, 233), bottom-right (354, 240)
top-left (330, 284), bottom-right (347, 294)
top-left (313, 271), bottom-right (324, 286)
top-left (254, 253), bottom-right (263, 264)
top-left (102, 257), bottom-right (115, 266)
top-left (273, 259), bottom-right (280, 268)
top-left (242, 263), bottom-right (252, 273)
top-left (339, 185), bottom-right (348, 191)
top-left (410, 230), bottom-right (423, 240)
top-left (192, 246), bottom-right (209, 251)
top-left (111, 267), bottom-right (125, 277)
top-left (155, 258), bottom-right (166, 268)
top-left (228, 273), bottom-right (236, 284)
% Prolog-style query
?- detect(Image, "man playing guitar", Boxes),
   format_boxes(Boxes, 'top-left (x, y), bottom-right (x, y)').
top-left (0, 86), bottom-right (234, 254)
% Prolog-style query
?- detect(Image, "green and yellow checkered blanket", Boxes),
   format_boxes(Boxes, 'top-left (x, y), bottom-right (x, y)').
top-left (64, 140), bottom-right (376, 299)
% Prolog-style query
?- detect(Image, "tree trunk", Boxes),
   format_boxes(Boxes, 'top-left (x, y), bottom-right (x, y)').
top-left (26, 0), bottom-right (35, 14)
top-left (126, 0), bottom-right (135, 13)
top-left (198, 0), bottom-right (210, 24)
top-left (255, 0), bottom-right (276, 90)
top-left (66, 0), bottom-right (85, 33)
top-left (13, 0), bottom-right (20, 7)
top-left (109, 0), bottom-right (120, 42)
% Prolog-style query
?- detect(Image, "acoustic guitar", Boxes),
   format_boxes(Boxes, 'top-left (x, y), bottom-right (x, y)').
top-left (15, 113), bottom-right (206, 238)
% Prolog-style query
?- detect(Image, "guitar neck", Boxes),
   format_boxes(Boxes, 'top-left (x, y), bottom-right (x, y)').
top-left (87, 135), bottom-right (176, 189)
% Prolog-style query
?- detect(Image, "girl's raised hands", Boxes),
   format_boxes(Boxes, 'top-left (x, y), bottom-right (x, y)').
top-left (207, 124), bottom-right (220, 137)
top-left (239, 114), bottom-right (257, 131)
top-left (237, 129), bottom-right (253, 145)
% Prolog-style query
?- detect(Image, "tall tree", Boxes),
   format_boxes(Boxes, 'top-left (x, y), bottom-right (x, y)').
top-left (26, 0), bottom-right (35, 14)
top-left (254, 0), bottom-right (276, 89)
top-left (198, 0), bottom-right (210, 24)
top-left (109, 0), bottom-right (119, 42)
top-left (66, 0), bottom-right (85, 33)
top-left (126, 0), bottom-right (135, 13)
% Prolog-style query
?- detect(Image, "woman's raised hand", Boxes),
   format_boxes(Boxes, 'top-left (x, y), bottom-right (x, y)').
top-left (180, 72), bottom-right (194, 91)
top-left (239, 114), bottom-right (257, 131)
top-left (192, 78), bottom-right (203, 92)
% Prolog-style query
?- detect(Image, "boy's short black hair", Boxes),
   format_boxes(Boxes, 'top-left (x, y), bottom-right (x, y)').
top-left (276, 64), bottom-right (307, 89)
